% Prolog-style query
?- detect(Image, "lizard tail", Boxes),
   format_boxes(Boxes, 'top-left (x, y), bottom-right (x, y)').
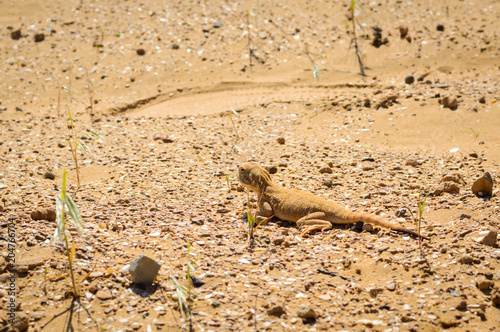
top-left (351, 212), bottom-right (426, 239)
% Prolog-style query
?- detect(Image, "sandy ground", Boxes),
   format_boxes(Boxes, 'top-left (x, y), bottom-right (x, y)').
top-left (0, 0), bottom-right (499, 331)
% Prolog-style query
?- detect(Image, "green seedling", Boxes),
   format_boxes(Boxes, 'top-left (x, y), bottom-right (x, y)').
top-left (54, 169), bottom-right (85, 298)
top-left (246, 192), bottom-right (271, 248)
top-left (225, 174), bottom-right (231, 192)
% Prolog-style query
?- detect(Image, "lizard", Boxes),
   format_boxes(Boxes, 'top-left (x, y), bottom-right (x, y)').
top-left (238, 162), bottom-right (425, 238)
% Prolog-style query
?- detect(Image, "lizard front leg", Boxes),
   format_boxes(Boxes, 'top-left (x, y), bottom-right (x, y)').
top-left (255, 200), bottom-right (274, 226)
top-left (296, 212), bottom-right (333, 236)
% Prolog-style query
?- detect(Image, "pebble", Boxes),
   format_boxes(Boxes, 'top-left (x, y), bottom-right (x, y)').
top-left (434, 181), bottom-right (460, 196)
top-left (405, 159), bottom-right (419, 167)
top-left (13, 312), bottom-right (29, 331)
top-left (362, 223), bottom-right (374, 232)
top-left (467, 230), bottom-right (497, 247)
top-left (213, 22), bottom-right (223, 28)
top-left (386, 282), bottom-right (396, 291)
top-left (440, 172), bottom-right (465, 185)
top-left (34, 33), bottom-right (45, 42)
top-left (405, 76), bottom-right (414, 84)
top-left (31, 207), bottom-right (56, 221)
top-left (11, 29), bottom-right (22, 40)
top-left (437, 24), bottom-right (445, 31)
top-left (44, 171), bottom-right (56, 180)
top-left (171, 44), bottom-right (180, 50)
top-left (319, 166), bottom-right (332, 174)
top-left (492, 289), bottom-right (500, 307)
top-left (15, 257), bottom-right (46, 273)
top-left (478, 96), bottom-right (486, 104)
top-left (440, 96), bottom-right (458, 109)
top-left (136, 49), bottom-right (146, 56)
top-left (471, 172), bottom-right (493, 197)
top-left (476, 279), bottom-right (494, 290)
top-left (455, 300), bottom-right (467, 311)
top-left (297, 305), bottom-right (317, 322)
top-left (277, 137), bottom-right (285, 144)
top-left (96, 290), bottom-right (113, 300)
top-left (399, 26), bottom-right (409, 38)
top-left (267, 305), bottom-right (286, 317)
top-left (129, 255), bottom-right (161, 285)
top-left (460, 255), bottom-right (474, 264)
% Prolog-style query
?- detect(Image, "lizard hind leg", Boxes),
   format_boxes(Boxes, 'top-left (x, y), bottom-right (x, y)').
top-left (298, 219), bottom-right (333, 237)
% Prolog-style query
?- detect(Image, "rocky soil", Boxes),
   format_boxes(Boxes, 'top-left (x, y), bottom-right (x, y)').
top-left (0, 0), bottom-right (499, 331)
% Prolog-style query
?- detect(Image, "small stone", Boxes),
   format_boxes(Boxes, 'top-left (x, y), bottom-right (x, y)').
top-left (362, 223), bottom-right (374, 232)
top-left (455, 300), bottom-right (467, 311)
top-left (13, 312), bottom-right (29, 331)
top-left (213, 22), bottom-right (223, 28)
top-left (377, 245), bottom-right (389, 253)
top-left (405, 159), bottom-right (419, 167)
top-left (15, 257), bottom-right (46, 272)
top-left (96, 290), bottom-right (113, 300)
top-left (440, 96), bottom-right (458, 109)
top-left (460, 255), bottom-right (474, 264)
top-left (129, 254), bottom-right (161, 285)
top-left (267, 305), bottom-right (286, 317)
top-left (469, 152), bottom-right (479, 158)
top-left (467, 230), bottom-right (497, 247)
top-left (44, 171), bottom-right (56, 180)
top-left (319, 166), bottom-right (332, 174)
top-left (440, 172), bottom-right (465, 185)
top-left (31, 207), bottom-right (56, 221)
top-left (434, 181), bottom-right (460, 196)
top-left (277, 137), bottom-right (285, 145)
top-left (11, 29), bottom-right (22, 40)
top-left (492, 289), bottom-right (500, 307)
top-left (395, 208), bottom-right (407, 218)
top-left (297, 305), bottom-right (317, 323)
top-left (171, 44), bottom-right (180, 50)
top-left (34, 33), bottom-right (45, 42)
top-left (136, 48), bottom-right (146, 56)
top-left (386, 282), bottom-right (396, 291)
top-left (476, 279), bottom-right (494, 290)
top-left (266, 165), bottom-right (278, 174)
top-left (437, 24), bottom-right (445, 31)
top-left (399, 26), bottom-right (409, 38)
top-left (273, 237), bottom-right (285, 245)
top-left (405, 76), bottom-right (414, 84)
top-left (471, 172), bottom-right (494, 197)
top-left (478, 96), bottom-right (486, 104)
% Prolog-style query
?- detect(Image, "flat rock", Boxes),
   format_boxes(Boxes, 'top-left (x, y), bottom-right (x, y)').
top-left (492, 288), bottom-right (500, 307)
top-left (96, 290), bottom-right (113, 300)
top-left (471, 172), bottom-right (493, 197)
top-left (129, 254), bottom-right (161, 285)
top-left (434, 181), bottom-right (460, 196)
top-left (267, 305), bottom-right (286, 317)
top-left (466, 230), bottom-right (497, 247)
top-left (440, 172), bottom-right (465, 185)
top-left (297, 305), bottom-right (317, 322)
top-left (476, 279), bottom-right (494, 290)
top-left (31, 207), bottom-right (56, 221)
top-left (15, 257), bottom-right (46, 273)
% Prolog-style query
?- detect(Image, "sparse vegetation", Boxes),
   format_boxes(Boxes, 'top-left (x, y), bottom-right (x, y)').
top-left (54, 169), bottom-right (85, 298)
top-left (66, 107), bottom-right (102, 188)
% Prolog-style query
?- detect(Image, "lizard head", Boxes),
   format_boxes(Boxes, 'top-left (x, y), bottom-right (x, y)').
top-left (238, 163), bottom-right (273, 193)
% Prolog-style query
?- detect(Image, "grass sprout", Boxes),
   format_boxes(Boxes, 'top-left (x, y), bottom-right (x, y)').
top-left (54, 169), bottom-right (85, 298)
